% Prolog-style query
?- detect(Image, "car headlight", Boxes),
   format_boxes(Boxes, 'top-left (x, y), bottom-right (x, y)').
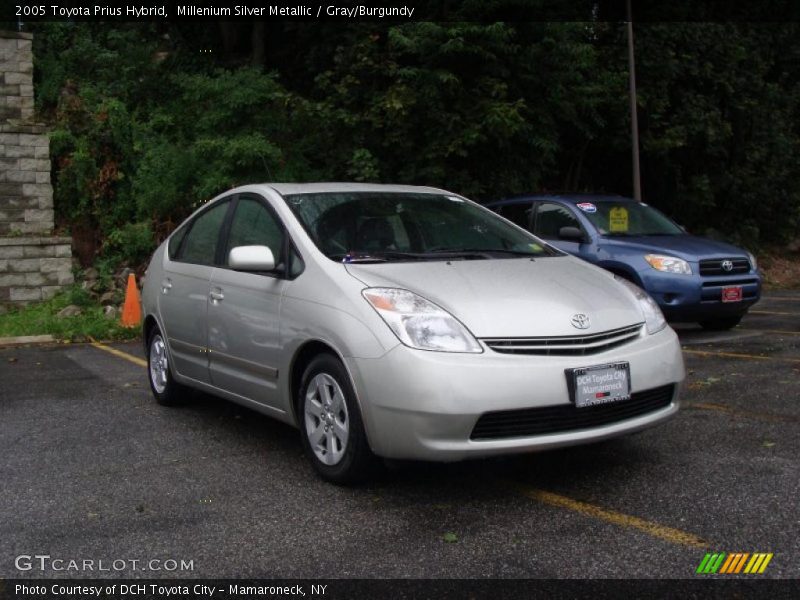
top-left (644, 254), bottom-right (692, 275)
top-left (614, 276), bottom-right (667, 335)
top-left (747, 251), bottom-right (758, 271)
top-left (362, 288), bottom-right (482, 353)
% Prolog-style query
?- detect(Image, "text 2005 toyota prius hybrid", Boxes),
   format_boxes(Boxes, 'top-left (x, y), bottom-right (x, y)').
top-left (142, 183), bottom-right (685, 483)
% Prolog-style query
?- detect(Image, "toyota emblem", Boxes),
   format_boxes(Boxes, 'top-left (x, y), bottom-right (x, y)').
top-left (571, 314), bottom-right (590, 329)
top-left (721, 260), bottom-right (734, 272)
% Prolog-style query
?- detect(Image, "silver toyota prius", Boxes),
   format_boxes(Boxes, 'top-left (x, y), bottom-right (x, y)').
top-left (142, 183), bottom-right (685, 483)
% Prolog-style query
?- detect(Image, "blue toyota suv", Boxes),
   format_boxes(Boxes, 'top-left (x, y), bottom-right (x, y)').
top-left (486, 193), bottom-right (761, 330)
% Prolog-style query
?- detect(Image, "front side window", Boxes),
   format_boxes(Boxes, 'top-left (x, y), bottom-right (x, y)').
top-left (225, 197), bottom-right (285, 266)
top-left (496, 202), bottom-right (533, 230)
top-left (179, 200), bottom-right (230, 265)
top-left (534, 203), bottom-right (582, 239)
top-left (168, 223), bottom-right (189, 260)
top-left (284, 192), bottom-right (558, 262)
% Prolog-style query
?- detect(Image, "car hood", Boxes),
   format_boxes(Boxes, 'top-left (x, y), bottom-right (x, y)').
top-left (601, 234), bottom-right (749, 261)
top-left (345, 256), bottom-right (644, 338)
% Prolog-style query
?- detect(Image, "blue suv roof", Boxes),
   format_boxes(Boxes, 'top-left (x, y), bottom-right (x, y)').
top-left (490, 193), bottom-right (631, 206)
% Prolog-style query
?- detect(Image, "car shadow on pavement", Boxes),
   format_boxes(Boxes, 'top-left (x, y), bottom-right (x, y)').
top-left (167, 386), bottom-right (641, 494)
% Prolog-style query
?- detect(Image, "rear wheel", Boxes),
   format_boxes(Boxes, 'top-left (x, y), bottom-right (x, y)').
top-left (147, 328), bottom-right (185, 406)
top-left (298, 354), bottom-right (379, 484)
top-left (699, 316), bottom-right (743, 331)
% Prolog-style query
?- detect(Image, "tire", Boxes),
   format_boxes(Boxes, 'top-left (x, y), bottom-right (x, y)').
top-left (298, 353), bottom-right (379, 484)
top-left (699, 316), bottom-right (743, 331)
top-left (147, 327), bottom-right (185, 406)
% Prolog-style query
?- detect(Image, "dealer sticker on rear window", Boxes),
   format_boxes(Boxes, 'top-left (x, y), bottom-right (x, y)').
top-left (577, 202), bottom-right (597, 213)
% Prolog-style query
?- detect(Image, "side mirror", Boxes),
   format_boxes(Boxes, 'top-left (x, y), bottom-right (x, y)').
top-left (559, 226), bottom-right (585, 242)
top-left (228, 245), bottom-right (276, 272)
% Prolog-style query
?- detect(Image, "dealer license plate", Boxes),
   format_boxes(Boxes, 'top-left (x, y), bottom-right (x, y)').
top-left (569, 362), bottom-right (631, 408)
top-left (722, 286), bottom-right (743, 303)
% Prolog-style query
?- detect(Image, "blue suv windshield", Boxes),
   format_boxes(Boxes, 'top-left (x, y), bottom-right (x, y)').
top-left (580, 202), bottom-right (683, 236)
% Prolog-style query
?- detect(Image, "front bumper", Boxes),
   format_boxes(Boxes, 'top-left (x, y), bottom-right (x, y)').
top-left (345, 326), bottom-right (684, 461)
top-left (638, 269), bottom-right (762, 321)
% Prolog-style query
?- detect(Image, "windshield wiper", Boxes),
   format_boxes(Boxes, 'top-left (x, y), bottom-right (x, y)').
top-left (331, 251), bottom-right (427, 263)
top-left (334, 256), bottom-right (386, 263)
top-left (427, 248), bottom-right (537, 258)
top-left (605, 232), bottom-right (680, 237)
top-left (333, 248), bottom-right (538, 262)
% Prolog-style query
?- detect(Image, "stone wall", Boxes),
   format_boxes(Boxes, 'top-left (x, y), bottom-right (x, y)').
top-left (0, 123), bottom-right (55, 235)
top-left (0, 30), bottom-right (73, 310)
top-left (0, 32), bottom-right (34, 122)
top-left (0, 237), bottom-right (73, 309)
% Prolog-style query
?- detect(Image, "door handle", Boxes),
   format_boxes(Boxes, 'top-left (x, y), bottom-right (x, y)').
top-left (209, 289), bottom-right (225, 303)
top-left (161, 278), bottom-right (172, 294)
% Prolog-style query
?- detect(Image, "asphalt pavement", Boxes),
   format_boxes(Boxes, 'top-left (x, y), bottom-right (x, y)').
top-left (0, 292), bottom-right (798, 581)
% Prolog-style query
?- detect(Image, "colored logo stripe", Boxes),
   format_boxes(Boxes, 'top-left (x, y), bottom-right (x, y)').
top-left (720, 553), bottom-right (749, 573)
top-left (744, 553), bottom-right (773, 574)
top-left (697, 552), bottom-right (773, 574)
top-left (696, 553), bottom-right (726, 574)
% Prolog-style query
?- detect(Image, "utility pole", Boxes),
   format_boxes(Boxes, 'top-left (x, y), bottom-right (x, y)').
top-left (627, 0), bottom-right (642, 202)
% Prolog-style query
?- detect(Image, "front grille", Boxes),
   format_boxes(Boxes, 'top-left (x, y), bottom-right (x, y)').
top-left (482, 323), bottom-right (643, 356)
top-left (470, 384), bottom-right (675, 440)
top-left (699, 258), bottom-right (751, 276)
top-left (701, 278), bottom-right (758, 288)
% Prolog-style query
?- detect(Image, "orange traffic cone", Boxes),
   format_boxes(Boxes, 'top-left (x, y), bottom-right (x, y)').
top-left (120, 273), bottom-right (142, 328)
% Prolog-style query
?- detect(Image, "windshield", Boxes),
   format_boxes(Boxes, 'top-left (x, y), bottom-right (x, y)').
top-left (284, 192), bottom-right (559, 262)
top-left (579, 202), bottom-right (683, 236)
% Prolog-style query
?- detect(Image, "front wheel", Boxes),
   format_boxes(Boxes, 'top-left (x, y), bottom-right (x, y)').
top-left (147, 328), bottom-right (185, 406)
top-left (298, 354), bottom-right (379, 484)
top-left (699, 316), bottom-right (743, 331)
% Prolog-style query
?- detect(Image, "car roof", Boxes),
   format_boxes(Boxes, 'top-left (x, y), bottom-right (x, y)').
top-left (257, 182), bottom-right (452, 196)
top-left (490, 193), bottom-right (634, 205)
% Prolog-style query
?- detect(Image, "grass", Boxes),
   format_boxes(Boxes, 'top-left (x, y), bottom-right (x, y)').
top-left (0, 284), bottom-right (140, 342)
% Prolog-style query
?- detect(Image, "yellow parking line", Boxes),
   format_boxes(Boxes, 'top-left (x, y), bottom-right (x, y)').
top-left (518, 487), bottom-right (707, 548)
top-left (90, 339), bottom-right (147, 368)
top-left (683, 349), bottom-right (771, 361)
top-left (683, 349), bottom-right (800, 364)
top-left (739, 329), bottom-right (800, 336)
top-left (687, 402), bottom-right (798, 423)
top-left (749, 310), bottom-right (800, 316)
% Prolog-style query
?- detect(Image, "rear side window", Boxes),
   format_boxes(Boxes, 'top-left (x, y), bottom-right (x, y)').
top-left (534, 203), bottom-right (581, 239)
top-left (497, 202), bottom-right (533, 230)
top-left (225, 197), bottom-right (285, 264)
top-left (178, 201), bottom-right (230, 265)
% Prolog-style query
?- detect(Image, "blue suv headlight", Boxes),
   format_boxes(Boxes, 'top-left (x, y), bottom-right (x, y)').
top-left (644, 254), bottom-right (692, 275)
top-left (747, 251), bottom-right (758, 271)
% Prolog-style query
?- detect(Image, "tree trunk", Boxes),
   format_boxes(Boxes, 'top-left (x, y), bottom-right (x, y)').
top-left (251, 22), bottom-right (266, 66)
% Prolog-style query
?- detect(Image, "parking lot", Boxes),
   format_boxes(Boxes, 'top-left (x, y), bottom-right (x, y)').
top-left (1, 292), bottom-right (798, 580)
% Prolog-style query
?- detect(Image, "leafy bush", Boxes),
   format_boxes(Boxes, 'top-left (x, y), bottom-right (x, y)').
top-left (27, 20), bottom-right (800, 258)
top-left (131, 68), bottom-right (320, 225)
top-left (104, 222), bottom-right (155, 267)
